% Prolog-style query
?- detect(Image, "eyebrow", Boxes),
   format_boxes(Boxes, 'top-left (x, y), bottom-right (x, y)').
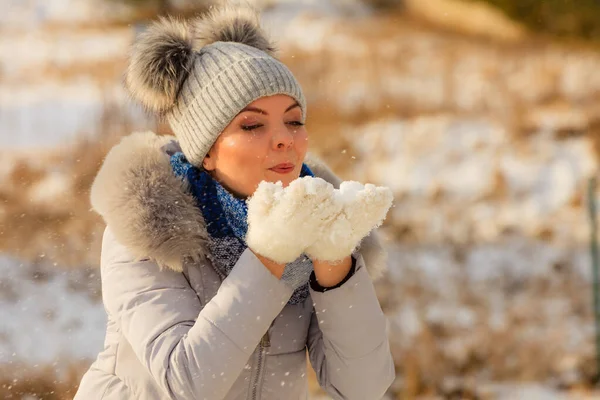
top-left (239, 101), bottom-right (300, 116)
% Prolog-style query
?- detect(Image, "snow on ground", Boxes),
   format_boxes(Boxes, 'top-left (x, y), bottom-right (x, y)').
top-left (0, 79), bottom-right (151, 148)
top-left (484, 384), bottom-right (574, 400)
top-left (0, 0), bottom-right (132, 29)
top-left (344, 115), bottom-right (598, 244)
top-left (0, 240), bottom-right (596, 399)
top-left (0, 256), bottom-right (106, 365)
top-left (0, 28), bottom-right (133, 79)
top-left (385, 237), bottom-right (590, 332)
top-left (0, 21), bottom-right (149, 148)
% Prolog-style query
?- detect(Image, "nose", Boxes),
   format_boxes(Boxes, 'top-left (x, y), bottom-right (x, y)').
top-left (272, 124), bottom-right (294, 150)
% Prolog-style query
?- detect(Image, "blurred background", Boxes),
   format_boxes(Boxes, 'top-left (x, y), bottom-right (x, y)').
top-left (2, 0), bottom-right (600, 398)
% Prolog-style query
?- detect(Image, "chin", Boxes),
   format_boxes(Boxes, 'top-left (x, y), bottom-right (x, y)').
top-left (272, 177), bottom-right (294, 188)
top-left (283, 172), bottom-right (302, 187)
top-left (265, 170), bottom-right (300, 187)
top-left (280, 179), bottom-right (293, 188)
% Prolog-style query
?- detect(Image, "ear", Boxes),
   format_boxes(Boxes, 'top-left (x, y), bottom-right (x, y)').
top-left (202, 152), bottom-right (215, 171)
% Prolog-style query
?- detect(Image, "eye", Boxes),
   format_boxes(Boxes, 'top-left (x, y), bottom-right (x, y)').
top-left (241, 124), bottom-right (263, 131)
top-left (286, 121), bottom-right (304, 127)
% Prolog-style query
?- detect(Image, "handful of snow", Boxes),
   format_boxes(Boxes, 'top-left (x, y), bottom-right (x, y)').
top-left (246, 176), bottom-right (393, 264)
top-left (306, 180), bottom-right (393, 262)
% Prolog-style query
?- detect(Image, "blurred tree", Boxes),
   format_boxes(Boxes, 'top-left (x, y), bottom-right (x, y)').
top-left (471, 0), bottom-right (600, 41)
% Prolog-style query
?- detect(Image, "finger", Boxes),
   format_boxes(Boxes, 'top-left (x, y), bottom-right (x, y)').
top-left (337, 180), bottom-right (364, 204)
top-left (281, 177), bottom-right (332, 214)
top-left (282, 177), bottom-right (308, 202)
top-left (303, 177), bottom-right (334, 196)
top-left (247, 180), bottom-right (282, 218)
top-left (345, 185), bottom-right (393, 233)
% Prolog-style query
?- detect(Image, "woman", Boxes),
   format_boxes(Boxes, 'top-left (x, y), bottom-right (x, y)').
top-left (75, 5), bottom-right (395, 400)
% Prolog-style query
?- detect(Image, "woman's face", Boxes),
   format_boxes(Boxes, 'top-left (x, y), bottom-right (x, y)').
top-left (202, 94), bottom-right (308, 198)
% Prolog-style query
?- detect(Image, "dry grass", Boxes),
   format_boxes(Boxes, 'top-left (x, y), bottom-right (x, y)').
top-left (381, 240), bottom-right (598, 399)
top-left (0, 144), bottom-right (104, 267)
top-left (0, 362), bottom-right (88, 400)
top-left (0, 360), bottom-right (332, 400)
top-left (32, 58), bottom-right (128, 85)
top-left (0, 107), bottom-right (133, 267)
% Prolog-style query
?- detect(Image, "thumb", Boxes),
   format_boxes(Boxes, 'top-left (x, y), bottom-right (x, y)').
top-left (247, 180), bottom-right (283, 219)
top-left (345, 184), bottom-right (393, 233)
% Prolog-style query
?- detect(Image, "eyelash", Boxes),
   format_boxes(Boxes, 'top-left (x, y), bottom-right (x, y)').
top-left (241, 124), bottom-right (262, 131)
top-left (241, 121), bottom-right (305, 131)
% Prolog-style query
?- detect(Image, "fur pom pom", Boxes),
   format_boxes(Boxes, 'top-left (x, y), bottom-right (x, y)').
top-left (194, 4), bottom-right (276, 55)
top-left (126, 17), bottom-right (195, 114)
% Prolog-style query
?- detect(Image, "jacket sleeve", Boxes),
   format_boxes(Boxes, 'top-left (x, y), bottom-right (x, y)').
top-left (100, 228), bottom-right (293, 400)
top-left (306, 253), bottom-right (396, 400)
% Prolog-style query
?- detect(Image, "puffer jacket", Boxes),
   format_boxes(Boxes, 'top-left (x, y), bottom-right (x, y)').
top-left (74, 131), bottom-right (396, 400)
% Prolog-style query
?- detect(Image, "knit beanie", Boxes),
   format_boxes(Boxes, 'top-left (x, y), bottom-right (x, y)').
top-left (125, 5), bottom-right (306, 167)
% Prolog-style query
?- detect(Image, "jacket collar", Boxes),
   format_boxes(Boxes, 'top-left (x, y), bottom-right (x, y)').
top-left (90, 131), bottom-right (387, 279)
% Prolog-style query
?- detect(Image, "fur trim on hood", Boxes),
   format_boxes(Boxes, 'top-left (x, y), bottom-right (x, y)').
top-left (90, 131), bottom-right (388, 279)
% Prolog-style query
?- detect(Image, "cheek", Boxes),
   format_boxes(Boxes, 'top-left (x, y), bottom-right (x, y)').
top-left (217, 135), bottom-right (269, 192)
top-left (220, 135), bottom-right (267, 165)
top-left (295, 130), bottom-right (309, 155)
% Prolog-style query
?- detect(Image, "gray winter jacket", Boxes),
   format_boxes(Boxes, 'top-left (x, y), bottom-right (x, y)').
top-left (74, 131), bottom-right (395, 400)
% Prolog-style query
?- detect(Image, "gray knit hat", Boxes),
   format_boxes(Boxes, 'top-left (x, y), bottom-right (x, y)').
top-left (125, 6), bottom-right (306, 166)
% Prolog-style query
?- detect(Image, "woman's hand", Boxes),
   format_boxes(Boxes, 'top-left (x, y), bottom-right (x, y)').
top-left (305, 181), bottom-right (393, 263)
top-left (312, 256), bottom-right (353, 287)
top-left (247, 176), bottom-right (392, 287)
top-left (252, 252), bottom-right (286, 279)
top-left (246, 176), bottom-right (338, 264)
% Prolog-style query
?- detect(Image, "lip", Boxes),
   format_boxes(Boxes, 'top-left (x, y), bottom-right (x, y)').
top-left (269, 163), bottom-right (295, 174)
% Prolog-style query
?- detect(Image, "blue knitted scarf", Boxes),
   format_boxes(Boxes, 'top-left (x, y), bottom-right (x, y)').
top-left (170, 152), bottom-right (314, 305)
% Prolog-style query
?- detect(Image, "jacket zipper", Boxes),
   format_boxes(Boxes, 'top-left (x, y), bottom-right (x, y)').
top-left (251, 331), bottom-right (270, 400)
